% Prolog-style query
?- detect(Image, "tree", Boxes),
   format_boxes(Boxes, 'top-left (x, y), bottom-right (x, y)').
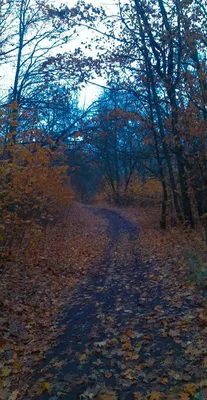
top-left (82, 85), bottom-right (153, 205)
top-left (84, 0), bottom-right (206, 226)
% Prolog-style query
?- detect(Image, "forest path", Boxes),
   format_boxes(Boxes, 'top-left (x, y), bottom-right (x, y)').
top-left (24, 207), bottom-right (205, 400)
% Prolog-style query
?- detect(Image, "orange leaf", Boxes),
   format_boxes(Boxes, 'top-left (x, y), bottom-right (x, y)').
top-left (105, 371), bottom-right (112, 378)
top-left (179, 393), bottom-right (190, 400)
top-left (184, 383), bottom-right (196, 396)
top-left (148, 392), bottom-right (163, 400)
top-left (134, 393), bottom-right (142, 399)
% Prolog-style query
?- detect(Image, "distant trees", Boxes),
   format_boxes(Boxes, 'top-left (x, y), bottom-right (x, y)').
top-left (82, 86), bottom-right (153, 204)
top-left (61, 0), bottom-right (206, 227)
top-left (22, 82), bottom-right (80, 142)
top-left (82, 0), bottom-right (206, 227)
top-left (0, 0), bottom-right (206, 233)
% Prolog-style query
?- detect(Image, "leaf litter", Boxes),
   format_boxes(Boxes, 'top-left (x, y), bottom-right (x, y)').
top-left (1, 205), bottom-right (207, 400)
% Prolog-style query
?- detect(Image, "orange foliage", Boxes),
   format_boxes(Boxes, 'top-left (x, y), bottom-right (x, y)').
top-left (94, 176), bottom-right (162, 206)
top-left (127, 176), bottom-right (163, 206)
top-left (0, 203), bottom-right (108, 397)
top-left (0, 129), bottom-right (74, 259)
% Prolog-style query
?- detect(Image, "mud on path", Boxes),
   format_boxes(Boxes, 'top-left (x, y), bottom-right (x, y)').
top-left (22, 208), bottom-right (206, 400)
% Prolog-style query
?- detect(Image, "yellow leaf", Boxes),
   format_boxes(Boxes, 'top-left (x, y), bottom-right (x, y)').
top-left (79, 353), bottom-right (87, 362)
top-left (42, 382), bottom-right (52, 392)
top-left (184, 383), bottom-right (196, 396)
top-left (161, 377), bottom-right (168, 384)
top-left (131, 354), bottom-right (140, 360)
top-left (179, 392), bottom-right (190, 400)
top-left (96, 393), bottom-right (117, 400)
top-left (148, 392), bottom-right (163, 400)
top-left (105, 371), bottom-right (112, 378)
top-left (152, 275), bottom-right (158, 281)
top-left (2, 367), bottom-right (11, 377)
top-left (45, 373), bottom-right (53, 378)
top-left (13, 363), bottom-right (22, 374)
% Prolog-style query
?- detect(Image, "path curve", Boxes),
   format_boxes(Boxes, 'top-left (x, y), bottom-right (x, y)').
top-left (23, 208), bottom-right (205, 400)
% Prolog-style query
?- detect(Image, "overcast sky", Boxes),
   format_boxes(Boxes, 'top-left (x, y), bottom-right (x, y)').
top-left (64, 0), bottom-right (117, 107)
top-left (0, 0), bottom-right (117, 107)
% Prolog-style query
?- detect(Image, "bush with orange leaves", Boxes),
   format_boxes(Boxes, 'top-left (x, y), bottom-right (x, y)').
top-left (0, 141), bottom-right (74, 258)
top-left (94, 175), bottom-right (162, 207)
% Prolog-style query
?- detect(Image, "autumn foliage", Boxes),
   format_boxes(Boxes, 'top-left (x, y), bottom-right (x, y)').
top-left (94, 176), bottom-right (162, 207)
top-left (0, 103), bottom-right (74, 261)
top-left (0, 0), bottom-right (207, 398)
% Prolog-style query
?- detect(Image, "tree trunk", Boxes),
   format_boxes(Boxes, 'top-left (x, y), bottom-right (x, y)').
top-left (169, 92), bottom-right (194, 227)
top-left (146, 78), bottom-right (168, 229)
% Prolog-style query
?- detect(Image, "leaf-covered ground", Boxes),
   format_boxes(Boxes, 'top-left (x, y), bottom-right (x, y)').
top-left (1, 206), bottom-right (207, 400)
top-left (0, 204), bottom-right (108, 400)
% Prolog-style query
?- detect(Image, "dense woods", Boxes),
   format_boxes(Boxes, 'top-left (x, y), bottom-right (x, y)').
top-left (1, 0), bottom-right (207, 244)
top-left (0, 1), bottom-right (207, 399)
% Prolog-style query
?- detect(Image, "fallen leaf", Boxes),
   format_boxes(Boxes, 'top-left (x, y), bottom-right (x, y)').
top-left (105, 371), bottom-right (112, 378)
top-left (184, 383), bottom-right (196, 396)
top-left (198, 379), bottom-right (207, 389)
top-left (80, 353), bottom-right (87, 362)
top-left (168, 329), bottom-right (180, 338)
top-left (2, 367), bottom-right (11, 377)
top-left (148, 392), bottom-right (162, 400)
top-left (96, 392), bottom-right (117, 400)
top-left (45, 373), bottom-right (54, 378)
top-left (8, 391), bottom-right (19, 400)
top-left (122, 369), bottom-right (135, 380)
top-left (134, 392), bottom-right (142, 399)
top-left (179, 392), bottom-right (190, 400)
top-left (126, 329), bottom-right (135, 338)
top-left (131, 354), bottom-right (140, 360)
top-left (122, 342), bottom-right (132, 350)
top-left (0, 339), bottom-right (8, 348)
top-left (42, 382), bottom-right (52, 392)
top-left (107, 338), bottom-right (118, 346)
top-left (152, 275), bottom-right (157, 281)
top-left (144, 335), bottom-right (151, 341)
top-left (155, 306), bottom-right (162, 311)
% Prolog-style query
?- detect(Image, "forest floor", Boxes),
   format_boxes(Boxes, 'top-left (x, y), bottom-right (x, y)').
top-left (1, 204), bottom-right (207, 400)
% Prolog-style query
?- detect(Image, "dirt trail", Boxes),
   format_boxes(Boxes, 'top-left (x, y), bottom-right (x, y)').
top-left (23, 208), bottom-right (206, 400)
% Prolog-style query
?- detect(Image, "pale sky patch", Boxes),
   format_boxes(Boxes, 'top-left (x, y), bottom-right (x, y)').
top-left (0, 0), bottom-right (118, 107)
top-left (61, 0), bottom-right (118, 107)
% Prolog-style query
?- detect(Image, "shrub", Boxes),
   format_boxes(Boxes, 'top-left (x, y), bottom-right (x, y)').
top-left (0, 142), bottom-right (74, 258)
top-left (94, 175), bottom-right (162, 207)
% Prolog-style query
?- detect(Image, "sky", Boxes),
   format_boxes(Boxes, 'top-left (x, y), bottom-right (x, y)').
top-left (0, 0), bottom-right (117, 108)
top-left (63, 0), bottom-right (118, 107)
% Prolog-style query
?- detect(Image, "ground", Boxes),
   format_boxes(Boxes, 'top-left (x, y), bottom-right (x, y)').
top-left (1, 206), bottom-right (207, 400)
